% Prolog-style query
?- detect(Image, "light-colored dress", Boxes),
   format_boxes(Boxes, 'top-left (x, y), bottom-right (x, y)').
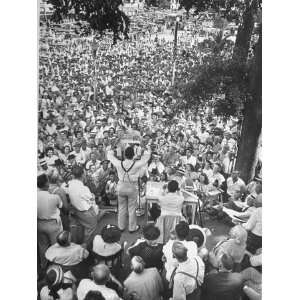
top-left (155, 192), bottom-right (185, 243)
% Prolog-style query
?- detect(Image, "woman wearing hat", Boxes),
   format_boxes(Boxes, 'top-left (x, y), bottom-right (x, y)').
top-left (39, 264), bottom-right (75, 300)
top-left (155, 180), bottom-right (186, 244)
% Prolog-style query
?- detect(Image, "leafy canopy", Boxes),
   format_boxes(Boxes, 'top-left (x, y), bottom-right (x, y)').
top-left (46, 0), bottom-right (130, 43)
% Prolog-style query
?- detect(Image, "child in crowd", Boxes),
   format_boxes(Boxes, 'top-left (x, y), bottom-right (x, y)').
top-left (104, 172), bottom-right (118, 206)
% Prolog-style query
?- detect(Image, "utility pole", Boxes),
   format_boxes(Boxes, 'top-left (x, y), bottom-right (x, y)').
top-left (171, 17), bottom-right (180, 86)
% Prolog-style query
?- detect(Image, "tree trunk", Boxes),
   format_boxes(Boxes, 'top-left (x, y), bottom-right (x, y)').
top-left (235, 26), bottom-right (261, 183)
top-left (232, 0), bottom-right (256, 63)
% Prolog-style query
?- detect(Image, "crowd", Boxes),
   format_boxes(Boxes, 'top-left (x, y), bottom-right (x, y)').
top-left (38, 9), bottom-right (262, 300)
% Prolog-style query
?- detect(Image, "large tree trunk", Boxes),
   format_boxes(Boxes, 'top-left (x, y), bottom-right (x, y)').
top-left (235, 27), bottom-right (262, 183)
top-left (232, 0), bottom-right (257, 63)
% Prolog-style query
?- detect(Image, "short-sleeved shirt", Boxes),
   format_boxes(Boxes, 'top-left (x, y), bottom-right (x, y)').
top-left (158, 192), bottom-right (184, 216)
top-left (163, 239), bottom-right (198, 281)
top-left (37, 190), bottom-right (62, 221)
top-left (226, 177), bottom-right (246, 197)
top-left (93, 235), bottom-right (121, 257)
top-left (76, 279), bottom-right (121, 300)
top-left (45, 243), bottom-right (86, 266)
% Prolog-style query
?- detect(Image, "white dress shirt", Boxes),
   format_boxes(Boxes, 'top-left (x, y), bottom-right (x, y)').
top-left (243, 207), bottom-right (262, 236)
top-left (173, 256), bottom-right (205, 300)
top-left (227, 177), bottom-right (246, 197)
top-left (163, 239), bottom-right (198, 281)
top-left (67, 179), bottom-right (95, 211)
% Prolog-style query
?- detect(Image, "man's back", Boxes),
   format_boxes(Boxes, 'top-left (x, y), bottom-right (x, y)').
top-left (77, 279), bottom-right (120, 300)
top-left (124, 268), bottom-right (163, 300)
top-left (67, 179), bottom-right (92, 211)
top-left (37, 190), bottom-right (62, 220)
top-left (45, 242), bottom-right (85, 266)
top-left (202, 271), bottom-right (243, 300)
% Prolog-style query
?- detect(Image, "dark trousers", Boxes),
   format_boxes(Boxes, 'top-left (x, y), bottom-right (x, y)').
top-left (246, 231), bottom-right (262, 255)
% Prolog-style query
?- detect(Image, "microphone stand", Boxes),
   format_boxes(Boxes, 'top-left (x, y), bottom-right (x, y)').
top-left (136, 177), bottom-right (145, 217)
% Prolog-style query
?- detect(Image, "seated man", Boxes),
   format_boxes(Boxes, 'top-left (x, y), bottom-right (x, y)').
top-left (210, 188), bottom-right (248, 223)
top-left (39, 264), bottom-right (75, 300)
top-left (93, 225), bottom-right (122, 258)
top-left (202, 253), bottom-right (244, 300)
top-left (226, 170), bottom-right (246, 199)
top-left (45, 231), bottom-right (90, 280)
top-left (77, 264), bottom-right (121, 300)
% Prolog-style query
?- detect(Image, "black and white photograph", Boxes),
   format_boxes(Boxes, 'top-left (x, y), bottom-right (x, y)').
top-left (36, 1), bottom-right (263, 300)
top-left (3, 0), bottom-right (300, 299)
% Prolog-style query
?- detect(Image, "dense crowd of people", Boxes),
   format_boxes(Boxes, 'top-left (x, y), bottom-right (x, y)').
top-left (38, 7), bottom-right (262, 300)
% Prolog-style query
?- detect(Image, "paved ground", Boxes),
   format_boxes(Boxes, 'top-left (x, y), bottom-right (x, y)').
top-left (96, 210), bottom-right (231, 280)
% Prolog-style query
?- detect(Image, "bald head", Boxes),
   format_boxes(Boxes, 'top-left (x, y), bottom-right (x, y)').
top-left (92, 264), bottom-right (110, 285)
top-left (172, 241), bottom-right (188, 262)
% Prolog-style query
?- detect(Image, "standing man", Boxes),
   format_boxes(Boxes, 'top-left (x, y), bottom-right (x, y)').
top-left (67, 165), bottom-right (99, 247)
top-left (169, 241), bottom-right (204, 300)
top-left (226, 170), bottom-right (246, 199)
top-left (37, 173), bottom-right (63, 270)
top-left (107, 145), bottom-right (151, 233)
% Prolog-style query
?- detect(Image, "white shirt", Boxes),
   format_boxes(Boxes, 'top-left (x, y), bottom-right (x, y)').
top-left (67, 179), bottom-right (95, 211)
top-left (163, 239), bottom-right (198, 281)
top-left (227, 177), bottom-right (246, 197)
top-left (77, 279), bottom-right (121, 300)
top-left (40, 286), bottom-right (73, 300)
top-left (85, 159), bottom-right (101, 171)
top-left (173, 256), bottom-right (205, 300)
top-left (243, 207), bottom-right (262, 236)
top-left (93, 235), bottom-right (121, 257)
top-left (45, 243), bottom-right (87, 266)
top-left (37, 190), bottom-right (62, 221)
top-left (221, 138), bottom-right (237, 151)
top-left (107, 150), bottom-right (151, 183)
top-left (71, 151), bottom-right (86, 165)
top-left (209, 172), bottom-right (225, 186)
top-left (148, 161), bottom-right (165, 174)
top-left (180, 155), bottom-right (197, 167)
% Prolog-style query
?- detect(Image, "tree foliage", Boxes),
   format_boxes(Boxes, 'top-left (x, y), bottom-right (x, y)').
top-left (46, 0), bottom-right (130, 43)
top-left (179, 0), bottom-right (261, 22)
top-left (178, 0), bottom-right (262, 117)
top-left (179, 56), bottom-right (252, 117)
